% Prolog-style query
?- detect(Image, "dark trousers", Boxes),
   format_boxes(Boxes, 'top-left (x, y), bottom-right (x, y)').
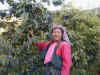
top-left (45, 63), bottom-right (61, 75)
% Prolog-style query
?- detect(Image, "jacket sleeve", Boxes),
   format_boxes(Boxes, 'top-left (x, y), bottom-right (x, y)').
top-left (35, 41), bottom-right (49, 51)
top-left (61, 43), bottom-right (72, 75)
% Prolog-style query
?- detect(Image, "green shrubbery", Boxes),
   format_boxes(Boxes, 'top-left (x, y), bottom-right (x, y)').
top-left (53, 8), bottom-right (100, 75)
top-left (0, 0), bottom-right (100, 75)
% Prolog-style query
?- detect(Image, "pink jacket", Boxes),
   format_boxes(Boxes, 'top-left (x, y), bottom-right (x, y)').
top-left (35, 41), bottom-right (72, 75)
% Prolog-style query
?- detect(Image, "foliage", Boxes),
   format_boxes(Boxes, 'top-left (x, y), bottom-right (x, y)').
top-left (53, 7), bottom-right (100, 75)
top-left (0, 0), bottom-right (53, 75)
top-left (0, 0), bottom-right (100, 75)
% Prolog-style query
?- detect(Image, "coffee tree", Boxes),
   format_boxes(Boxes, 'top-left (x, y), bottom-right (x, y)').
top-left (0, 0), bottom-right (54, 75)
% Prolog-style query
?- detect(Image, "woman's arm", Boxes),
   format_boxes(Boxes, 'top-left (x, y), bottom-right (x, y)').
top-left (61, 42), bottom-right (72, 75)
top-left (35, 41), bottom-right (50, 51)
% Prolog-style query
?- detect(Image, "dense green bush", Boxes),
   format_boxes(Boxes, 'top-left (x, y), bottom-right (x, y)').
top-left (0, 0), bottom-right (53, 75)
top-left (0, 0), bottom-right (100, 75)
top-left (53, 8), bottom-right (100, 75)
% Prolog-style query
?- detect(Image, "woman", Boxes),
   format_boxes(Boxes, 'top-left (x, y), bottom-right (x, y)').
top-left (35, 24), bottom-right (72, 75)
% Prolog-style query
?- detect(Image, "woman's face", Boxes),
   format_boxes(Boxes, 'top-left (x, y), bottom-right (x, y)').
top-left (52, 28), bottom-right (62, 41)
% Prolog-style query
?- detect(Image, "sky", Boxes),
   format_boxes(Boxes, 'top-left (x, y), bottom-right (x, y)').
top-left (0, 0), bottom-right (100, 11)
top-left (0, 1), bottom-right (10, 10)
top-left (69, 0), bottom-right (100, 10)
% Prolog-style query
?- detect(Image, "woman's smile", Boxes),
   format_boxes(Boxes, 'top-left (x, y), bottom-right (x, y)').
top-left (52, 28), bottom-right (62, 41)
